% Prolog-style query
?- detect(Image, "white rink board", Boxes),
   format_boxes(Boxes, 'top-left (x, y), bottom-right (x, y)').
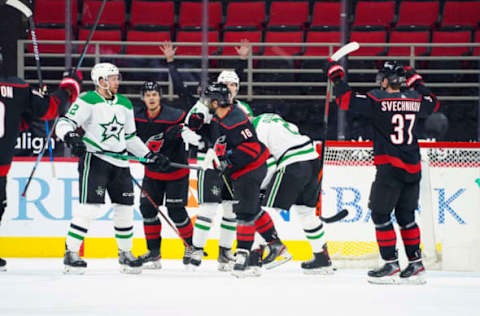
top-left (2, 160), bottom-right (480, 253)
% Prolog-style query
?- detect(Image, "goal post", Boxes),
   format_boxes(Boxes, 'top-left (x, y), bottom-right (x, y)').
top-left (320, 141), bottom-right (480, 271)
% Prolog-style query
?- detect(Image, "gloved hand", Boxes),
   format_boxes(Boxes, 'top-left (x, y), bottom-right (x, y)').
top-left (144, 151), bottom-right (170, 171)
top-left (64, 132), bottom-right (86, 157)
top-left (187, 112), bottom-right (205, 131)
top-left (324, 58), bottom-right (345, 83)
top-left (404, 66), bottom-right (424, 88)
top-left (216, 150), bottom-right (233, 175)
top-left (60, 70), bottom-right (82, 103)
top-left (181, 126), bottom-right (202, 147)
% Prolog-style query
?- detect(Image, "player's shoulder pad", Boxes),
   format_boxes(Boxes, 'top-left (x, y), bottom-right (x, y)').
top-left (220, 106), bottom-right (248, 129)
top-left (157, 105), bottom-right (186, 123)
top-left (78, 91), bottom-right (103, 105)
top-left (116, 93), bottom-right (133, 110)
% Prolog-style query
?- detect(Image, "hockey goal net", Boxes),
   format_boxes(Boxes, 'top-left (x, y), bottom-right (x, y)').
top-left (320, 141), bottom-right (480, 270)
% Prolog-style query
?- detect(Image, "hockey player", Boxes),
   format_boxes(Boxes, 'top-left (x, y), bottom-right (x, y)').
top-left (203, 83), bottom-right (290, 278)
top-left (325, 59), bottom-right (439, 284)
top-left (56, 63), bottom-right (169, 274)
top-left (253, 113), bottom-right (333, 274)
top-left (0, 46), bottom-right (80, 271)
top-left (160, 40), bottom-right (253, 270)
top-left (134, 81), bottom-right (200, 269)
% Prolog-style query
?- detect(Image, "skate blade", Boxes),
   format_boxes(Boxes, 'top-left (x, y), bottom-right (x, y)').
top-left (246, 266), bottom-right (262, 277)
top-left (302, 266), bottom-right (335, 275)
top-left (263, 251), bottom-right (293, 270)
top-left (63, 266), bottom-right (86, 275)
top-left (120, 265), bottom-right (142, 274)
top-left (0, 266), bottom-right (7, 272)
top-left (217, 261), bottom-right (234, 272)
top-left (231, 269), bottom-right (260, 278)
top-left (141, 261), bottom-right (162, 270)
top-left (367, 275), bottom-right (400, 285)
top-left (400, 274), bottom-right (426, 285)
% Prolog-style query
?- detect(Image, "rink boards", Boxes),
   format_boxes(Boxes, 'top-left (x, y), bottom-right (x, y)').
top-left (0, 158), bottom-right (479, 270)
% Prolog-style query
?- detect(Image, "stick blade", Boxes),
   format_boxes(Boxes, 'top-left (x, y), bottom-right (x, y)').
top-left (330, 41), bottom-right (360, 61)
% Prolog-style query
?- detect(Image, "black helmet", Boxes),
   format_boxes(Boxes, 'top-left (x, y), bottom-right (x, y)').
top-left (376, 61), bottom-right (406, 85)
top-left (204, 82), bottom-right (231, 108)
top-left (140, 81), bottom-right (161, 96)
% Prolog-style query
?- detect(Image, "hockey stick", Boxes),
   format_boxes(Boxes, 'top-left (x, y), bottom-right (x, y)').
top-left (130, 175), bottom-right (191, 250)
top-left (21, 0), bottom-right (107, 197)
top-left (320, 209), bottom-right (349, 223)
top-left (93, 151), bottom-right (203, 171)
top-left (315, 42), bottom-right (360, 219)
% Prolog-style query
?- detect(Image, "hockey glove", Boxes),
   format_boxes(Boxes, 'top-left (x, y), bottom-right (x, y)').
top-left (325, 58), bottom-right (345, 83)
top-left (144, 152), bottom-right (171, 171)
top-left (64, 132), bottom-right (86, 157)
top-left (404, 66), bottom-right (424, 88)
top-left (181, 126), bottom-right (202, 147)
top-left (187, 113), bottom-right (205, 131)
top-left (60, 70), bottom-right (82, 103)
top-left (164, 124), bottom-right (183, 143)
top-left (216, 150), bottom-right (233, 176)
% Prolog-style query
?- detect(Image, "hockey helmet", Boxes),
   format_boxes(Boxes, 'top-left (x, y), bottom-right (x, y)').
top-left (376, 61), bottom-right (406, 86)
top-left (217, 70), bottom-right (240, 86)
top-left (91, 63), bottom-right (120, 86)
top-left (204, 82), bottom-right (231, 109)
top-left (140, 81), bottom-right (162, 96)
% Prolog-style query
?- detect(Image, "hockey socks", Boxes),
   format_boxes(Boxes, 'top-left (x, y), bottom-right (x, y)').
top-left (66, 221), bottom-right (89, 252)
top-left (375, 221), bottom-right (397, 261)
top-left (236, 221), bottom-right (255, 250)
top-left (174, 217), bottom-right (194, 246)
top-left (400, 222), bottom-right (421, 260)
top-left (254, 210), bottom-right (278, 242)
top-left (143, 217), bottom-right (162, 250)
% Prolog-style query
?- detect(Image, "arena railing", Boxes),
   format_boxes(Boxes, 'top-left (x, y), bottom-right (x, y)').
top-left (17, 40), bottom-right (480, 102)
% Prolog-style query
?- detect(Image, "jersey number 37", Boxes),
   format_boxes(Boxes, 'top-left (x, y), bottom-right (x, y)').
top-left (390, 113), bottom-right (416, 145)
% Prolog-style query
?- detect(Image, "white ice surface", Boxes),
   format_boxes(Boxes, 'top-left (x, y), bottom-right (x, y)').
top-left (1, 259), bottom-right (479, 316)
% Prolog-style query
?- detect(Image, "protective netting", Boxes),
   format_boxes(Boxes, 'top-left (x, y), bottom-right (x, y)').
top-left (321, 141), bottom-right (480, 268)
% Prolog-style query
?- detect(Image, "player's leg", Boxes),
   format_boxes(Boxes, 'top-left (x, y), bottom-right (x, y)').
top-left (138, 177), bottom-right (164, 269)
top-left (64, 153), bottom-right (106, 274)
top-left (191, 169), bottom-right (222, 267)
top-left (367, 167), bottom-right (402, 284)
top-left (108, 166), bottom-right (142, 274)
top-left (0, 176), bottom-right (7, 271)
top-left (217, 200), bottom-right (236, 271)
top-left (165, 175), bottom-right (193, 266)
top-left (395, 181), bottom-right (425, 284)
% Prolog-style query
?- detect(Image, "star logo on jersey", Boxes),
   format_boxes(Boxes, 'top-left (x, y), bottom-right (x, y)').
top-left (100, 115), bottom-right (124, 142)
top-left (95, 186), bottom-right (105, 197)
top-left (211, 185), bottom-right (221, 196)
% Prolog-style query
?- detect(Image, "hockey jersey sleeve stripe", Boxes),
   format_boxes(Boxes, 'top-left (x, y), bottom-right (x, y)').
top-left (125, 132), bottom-right (136, 140)
top-left (374, 154), bottom-right (421, 174)
top-left (240, 142), bottom-right (261, 154)
top-left (40, 95), bottom-right (60, 120)
top-left (145, 168), bottom-right (189, 181)
top-left (231, 149), bottom-right (270, 180)
top-left (0, 164), bottom-right (12, 177)
top-left (82, 136), bottom-right (104, 151)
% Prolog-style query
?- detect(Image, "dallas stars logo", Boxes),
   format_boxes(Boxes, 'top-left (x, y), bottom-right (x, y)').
top-left (100, 115), bottom-right (124, 142)
top-left (211, 185), bottom-right (221, 196)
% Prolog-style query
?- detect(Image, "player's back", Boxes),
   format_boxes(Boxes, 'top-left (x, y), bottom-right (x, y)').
top-left (0, 77), bottom-right (30, 166)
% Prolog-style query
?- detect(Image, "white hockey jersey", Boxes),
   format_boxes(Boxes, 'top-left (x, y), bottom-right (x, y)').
top-left (56, 91), bottom-right (149, 167)
top-left (253, 113), bottom-right (318, 170)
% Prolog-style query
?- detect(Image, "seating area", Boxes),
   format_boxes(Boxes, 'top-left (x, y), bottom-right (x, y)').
top-left (26, 0), bottom-right (480, 141)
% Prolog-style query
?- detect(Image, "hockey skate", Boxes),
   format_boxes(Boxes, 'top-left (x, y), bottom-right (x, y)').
top-left (183, 246), bottom-right (193, 266)
top-left (262, 240), bottom-right (293, 270)
top-left (139, 250), bottom-right (162, 270)
top-left (400, 259), bottom-right (426, 285)
top-left (246, 245), bottom-right (265, 277)
top-left (231, 249), bottom-right (251, 278)
top-left (217, 246), bottom-right (235, 272)
top-left (63, 250), bottom-right (87, 275)
top-left (367, 260), bottom-right (400, 284)
top-left (301, 245), bottom-right (334, 275)
top-left (0, 258), bottom-right (6, 272)
top-left (118, 250), bottom-right (143, 274)
top-left (189, 246), bottom-right (205, 269)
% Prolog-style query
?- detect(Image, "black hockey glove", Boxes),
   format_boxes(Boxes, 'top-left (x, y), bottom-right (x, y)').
top-left (60, 70), bottom-right (82, 103)
top-left (216, 150), bottom-right (234, 176)
top-left (324, 58), bottom-right (345, 83)
top-left (64, 132), bottom-right (86, 157)
top-left (187, 113), bottom-right (205, 131)
top-left (164, 124), bottom-right (183, 143)
top-left (144, 152), bottom-right (171, 171)
top-left (404, 66), bottom-right (424, 88)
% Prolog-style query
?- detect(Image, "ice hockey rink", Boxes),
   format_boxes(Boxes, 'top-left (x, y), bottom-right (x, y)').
top-left (1, 258), bottom-right (479, 316)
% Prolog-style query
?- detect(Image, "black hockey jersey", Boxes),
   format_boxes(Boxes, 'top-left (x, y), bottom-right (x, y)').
top-left (334, 82), bottom-right (439, 181)
top-left (135, 105), bottom-right (188, 180)
top-left (0, 76), bottom-right (69, 176)
top-left (212, 105), bottom-right (269, 180)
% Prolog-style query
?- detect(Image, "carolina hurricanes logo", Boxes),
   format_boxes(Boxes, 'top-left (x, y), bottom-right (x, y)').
top-left (146, 133), bottom-right (165, 153)
top-left (214, 135), bottom-right (227, 157)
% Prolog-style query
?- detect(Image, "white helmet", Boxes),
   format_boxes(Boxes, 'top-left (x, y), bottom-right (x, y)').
top-left (91, 62), bottom-right (120, 86)
top-left (217, 70), bottom-right (240, 86)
